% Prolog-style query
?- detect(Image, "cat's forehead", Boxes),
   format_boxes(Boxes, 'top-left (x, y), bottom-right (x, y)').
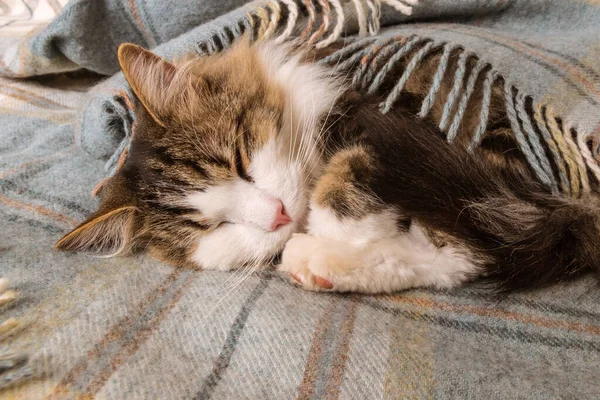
top-left (165, 50), bottom-right (285, 146)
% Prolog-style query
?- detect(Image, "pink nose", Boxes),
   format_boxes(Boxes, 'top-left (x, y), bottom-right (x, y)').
top-left (269, 200), bottom-right (291, 231)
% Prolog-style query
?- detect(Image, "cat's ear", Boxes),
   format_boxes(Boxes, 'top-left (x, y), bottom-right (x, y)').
top-left (117, 43), bottom-right (176, 126)
top-left (55, 175), bottom-right (141, 255)
top-left (55, 206), bottom-right (139, 255)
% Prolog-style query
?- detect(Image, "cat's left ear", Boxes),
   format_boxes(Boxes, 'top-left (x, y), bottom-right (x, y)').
top-left (118, 43), bottom-right (177, 126)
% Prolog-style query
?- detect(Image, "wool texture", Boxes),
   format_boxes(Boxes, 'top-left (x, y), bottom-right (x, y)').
top-left (1, 0), bottom-right (600, 398)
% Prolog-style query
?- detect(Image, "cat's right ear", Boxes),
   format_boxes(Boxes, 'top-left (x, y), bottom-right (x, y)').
top-left (118, 43), bottom-right (177, 127)
top-left (55, 175), bottom-right (141, 256)
top-left (54, 206), bottom-right (139, 255)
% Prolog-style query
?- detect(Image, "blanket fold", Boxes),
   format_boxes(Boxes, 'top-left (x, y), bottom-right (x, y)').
top-left (5, 0), bottom-right (599, 197)
top-left (1, 1), bottom-right (600, 397)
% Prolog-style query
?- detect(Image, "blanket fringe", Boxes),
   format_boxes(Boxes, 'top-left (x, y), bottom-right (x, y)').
top-left (0, 278), bottom-right (32, 390)
top-left (104, 0), bottom-right (600, 198)
top-left (105, 0), bottom-right (415, 176)
top-left (321, 37), bottom-right (599, 197)
top-left (197, 0), bottom-right (416, 54)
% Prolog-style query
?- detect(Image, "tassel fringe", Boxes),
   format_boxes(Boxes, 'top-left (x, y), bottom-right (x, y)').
top-left (319, 37), bottom-right (600, 197)
top-left (103, 0), bottom-right (599, 197)
top-left (0, 278), bottom-right (32, 390)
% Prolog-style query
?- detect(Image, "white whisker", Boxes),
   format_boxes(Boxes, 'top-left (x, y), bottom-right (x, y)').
top-left (202, 256), bottom-right (265, 321)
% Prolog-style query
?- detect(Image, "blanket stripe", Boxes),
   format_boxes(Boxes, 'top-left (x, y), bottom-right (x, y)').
top-left (296, 298), bottom-right (359, 400)
top-left (51, 269), bottom-right (195, 397)
top-left (194, 276), bottom-right (272, 400)
top-left (1, 1), bottom-right (600, 398)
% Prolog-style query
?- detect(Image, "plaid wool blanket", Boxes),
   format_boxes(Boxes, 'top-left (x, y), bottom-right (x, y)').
top-left (1, 0), bottom-right (600, 399)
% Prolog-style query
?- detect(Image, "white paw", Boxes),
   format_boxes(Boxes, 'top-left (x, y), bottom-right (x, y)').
top-left (279, 234), bottom-right (363, 292)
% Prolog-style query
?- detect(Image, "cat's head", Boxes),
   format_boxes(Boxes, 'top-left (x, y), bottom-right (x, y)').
top-left (56, 39), bottom-right (341, 269)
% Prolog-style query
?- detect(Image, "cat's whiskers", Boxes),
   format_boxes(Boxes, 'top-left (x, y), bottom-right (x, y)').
top-left (140, 232), bottom-right (159, 254)
top-left (295, 90), bottom-right (317, 168)
top-left (303, 92), bottom-right (320, 160)
top-left (296, 101), bottom-right (334, 188)
top-left (209, 266), bottom-right (254, 314)
top-left (293, 99), bottom-right (319, 184)
top-left (215, 87), bottom-right (234, 128)
top-left (223, 252), bottom-right (264, 293)
top-left (286, 91), bottom-right (294, 167)
top-left (298, 65), bottom-right (353, 187)
top-left (215, 258), bottom-right (255, 294)
top-left (203, 255), bottom-right (264, 321)
top-left (301, 111), bottom-right (349, 186)
top-left (291, 94), bottom-right (303, 167)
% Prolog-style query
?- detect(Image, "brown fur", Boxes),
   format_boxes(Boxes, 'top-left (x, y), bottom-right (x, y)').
top-left (312, 145), bottom-right (384, 219)
top-left (56, 40), bottom-right (600, 292)
top-left (307, 41), bottom-right (533, 180)
top-left (324, 91), bottom-right (600, 291)
top-left (358, 44), bottom-right (535, 181)
top-left (57, 40), bottom-right (287, 266)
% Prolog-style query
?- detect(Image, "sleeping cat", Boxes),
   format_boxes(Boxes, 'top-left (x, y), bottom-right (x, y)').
top-left (55, 38), bottom-right (600, 293)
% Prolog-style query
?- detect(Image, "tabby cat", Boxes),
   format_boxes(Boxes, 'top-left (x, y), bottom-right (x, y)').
top-left (55, 38), bottom-right (600, 293)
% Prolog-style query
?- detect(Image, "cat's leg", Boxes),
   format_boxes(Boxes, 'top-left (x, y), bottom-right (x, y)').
top-left (281, 227), bottom-right (479, 293)
top-left (279, 146), bottom-right (481, 293)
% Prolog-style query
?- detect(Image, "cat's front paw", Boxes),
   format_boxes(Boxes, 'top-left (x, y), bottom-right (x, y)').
top-left (279, 234), bottom-right (361, 292)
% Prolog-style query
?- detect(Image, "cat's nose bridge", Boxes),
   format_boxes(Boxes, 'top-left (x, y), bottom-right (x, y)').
top-left (241, 186), bottom-right (291, 232)
top-left (255, 194), bottom-right (291, 232)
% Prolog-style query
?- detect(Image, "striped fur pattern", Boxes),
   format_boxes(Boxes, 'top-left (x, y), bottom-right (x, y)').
top-left (2, 1), bottom-right (600, 395)
top-left (57, 40), bottom-right (340, 271)
top-left (90, 0), bottom-right (598, 199)
top-left (56, 40), bottom-right (600, 294)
